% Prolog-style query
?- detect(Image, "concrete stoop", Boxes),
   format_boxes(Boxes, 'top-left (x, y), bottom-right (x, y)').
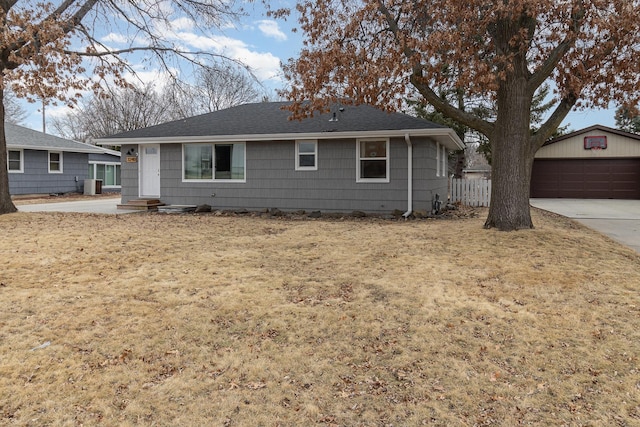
top-left (117, 199), bottom-right (165, 211)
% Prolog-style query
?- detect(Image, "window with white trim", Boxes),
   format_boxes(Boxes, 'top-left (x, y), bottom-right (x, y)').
top-left (357, 139), bottom-right (389, 182)
top-left (295, 140), bottom-right (317, 170)
top-left (7, 150), bottom-right (23, 173)
top-left (183, 143), bottom-right (245, 181)
top-left (184, 144), bottom-right (213, 180)
top-left (89, 162), bottom-right (121, 187)
top-left (48, 151), bottom-right (63, 173)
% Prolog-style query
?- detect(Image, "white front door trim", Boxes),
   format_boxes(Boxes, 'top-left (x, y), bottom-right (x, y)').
top-left (139, 144), bottom-right (161, 197)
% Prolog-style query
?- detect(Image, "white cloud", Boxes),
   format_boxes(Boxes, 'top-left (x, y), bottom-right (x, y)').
top-left (121, 67), bottom-right (176, 88)
top-left (170, 17), bottom-right (195, 32)
top-left (256, 20), bottom-right (287, 41)
top-left (101, 33), bottom-right (128, 44)
top-left (172, 33), bottom-right (283, 82)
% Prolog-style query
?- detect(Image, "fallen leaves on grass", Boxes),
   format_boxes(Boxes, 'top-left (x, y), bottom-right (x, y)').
top-left (0, 209), bottom-right (639, 425)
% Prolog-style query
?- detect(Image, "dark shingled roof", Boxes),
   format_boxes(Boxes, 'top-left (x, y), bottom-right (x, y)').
top-left (103, 102), bottom-right (448, 139)
top-left (6, 122), bottom-right (103, 153)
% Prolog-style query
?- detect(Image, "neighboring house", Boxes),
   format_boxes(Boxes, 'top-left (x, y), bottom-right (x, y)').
top-left (531, 125), bottom-right (640, 199)
top-left (97, 102), bottom-right (464, 214)
top-left (88, 147), bottom-right (122, 192)
top-left (462, 164), bottom-right (491, 180)
top-left (5, 123), bottom-right (121, 195)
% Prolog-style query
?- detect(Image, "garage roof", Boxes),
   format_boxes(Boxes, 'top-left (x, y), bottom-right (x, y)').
top-left (543, 125), bottom-right (640, 146)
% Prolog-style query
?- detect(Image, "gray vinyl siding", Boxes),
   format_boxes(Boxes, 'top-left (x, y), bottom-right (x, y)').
top-left (122, 138), bottom-right (448, 214)
top-left (8, 150), bottom-right (89, 195)
top-left (120, 144), bottom-right (139, 202)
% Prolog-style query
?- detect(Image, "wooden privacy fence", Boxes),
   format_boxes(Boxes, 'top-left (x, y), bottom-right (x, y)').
top-left (450, 178), bottom-right (492, 207)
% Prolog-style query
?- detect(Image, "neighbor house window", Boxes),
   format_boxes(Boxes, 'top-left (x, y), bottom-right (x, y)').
top-left (48, 151), bottom-right (63, 173)
top-left (296, 140), bottom-right (317, 170)
top-left (183, 143), bottom-right (245, 181)
top-left (7, 150), bottom-right (23, 173)
top-left (89, 162), bottom-right (121, 187)
top-left (357, 139), bottom-right (389, 182)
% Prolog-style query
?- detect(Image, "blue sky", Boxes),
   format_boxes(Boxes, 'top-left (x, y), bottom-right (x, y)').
top-left (19, 2), bottom-right (617, 134)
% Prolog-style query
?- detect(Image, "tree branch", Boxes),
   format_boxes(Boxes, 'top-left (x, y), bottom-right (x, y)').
top-left (411, 72), bottom-right (494, 137)
top-left (49, 0), bottom-right (79, 20)
top-left (531, 92), bottom-right (577, 150)
top-left (377, 1), bottom-right (493, 136)
top-left (528, 0), bottom-right (585, 91)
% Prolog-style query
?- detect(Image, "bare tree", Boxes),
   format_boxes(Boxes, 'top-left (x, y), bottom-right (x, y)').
top-left (0, 1), bottom-right (248, 214)
top-left (52, 84), bottom-right (184, 142)
top-left (3, 89), bottom-right (28, 125)
top-left (194, 64), bottom-right (263, 112)
top-left (52, 64), bottom-right (264, 142)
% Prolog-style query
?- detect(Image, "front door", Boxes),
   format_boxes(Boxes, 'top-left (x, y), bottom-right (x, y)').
top-left (140, 144), bottom-right (161, 197)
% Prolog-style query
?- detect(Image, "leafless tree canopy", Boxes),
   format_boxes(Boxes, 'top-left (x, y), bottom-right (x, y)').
top-left (194, 64), bottom-right (263, 113)
top-left (51, 65), bottom-right (264, 142)
top-left (51, 84), bottom-right (178, 142)
top-left (3, 89), bottom-right (28, 125)
top-left (0, 0), bottom-right (255, 214)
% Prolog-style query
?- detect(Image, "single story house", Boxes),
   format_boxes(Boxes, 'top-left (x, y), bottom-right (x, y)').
top-left (462, 164), bottom-right (491, 180)
top-left (6, 123), bottom-right (121, 195)
top-left (97, 102), bottom-right (464, 214)
top-left (531, 125), bottom-right (640, 199)
top-left (88, 147), bottom-right (122, 192)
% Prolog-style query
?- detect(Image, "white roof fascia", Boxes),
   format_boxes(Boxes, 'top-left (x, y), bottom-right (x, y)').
top-left (97, 128), bottom-right (465, 151)
top-left (94, 146), bottom-right (122, 157)
top-left (7, 144), bottom-right (104, 154)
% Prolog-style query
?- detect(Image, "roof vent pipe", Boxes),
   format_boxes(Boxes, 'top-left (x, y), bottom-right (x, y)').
top-left (403, 133), bottom-right (413, 218)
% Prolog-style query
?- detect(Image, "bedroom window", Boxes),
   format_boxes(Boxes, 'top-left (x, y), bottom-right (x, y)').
top-left (296, 140), bottom-right (317, 170)
top-left (357, 139), bottom-right (389, 182)
top-left (183, 143), bottom-right (245, 181)
top-left (8, 150), bottom-right (23, 172)
top-left (48, 151), bottom-right (63, 173)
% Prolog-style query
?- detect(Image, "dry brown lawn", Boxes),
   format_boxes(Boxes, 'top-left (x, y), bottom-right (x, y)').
top-left (1, 208), bottom-right (639, 426)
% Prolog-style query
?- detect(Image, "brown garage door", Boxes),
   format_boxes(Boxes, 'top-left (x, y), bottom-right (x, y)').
top-left (531, 158), bottom-right (640, 199)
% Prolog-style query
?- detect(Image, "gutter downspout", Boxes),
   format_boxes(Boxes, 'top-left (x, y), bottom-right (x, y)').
top-left (403, 133), bottom-right (412, 218)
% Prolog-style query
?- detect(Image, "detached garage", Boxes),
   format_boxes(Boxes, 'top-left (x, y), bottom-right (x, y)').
top-left (531, 125), bottom-right (640, 199)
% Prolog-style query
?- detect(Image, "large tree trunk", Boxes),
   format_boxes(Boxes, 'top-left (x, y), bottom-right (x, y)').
top-left (484, 71), bottom-right (534, 230)
top-left (0, 87), bottom-right (18, 214)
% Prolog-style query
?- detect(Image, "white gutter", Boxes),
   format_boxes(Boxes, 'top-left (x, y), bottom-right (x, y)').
top-left (96, 128), bottom-right (465, 151)
top-left (403, 133), bottom-right (413, 218)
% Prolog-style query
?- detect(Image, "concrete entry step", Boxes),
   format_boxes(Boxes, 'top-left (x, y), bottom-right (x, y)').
top-left (117, 199), bottom-right (165, 211)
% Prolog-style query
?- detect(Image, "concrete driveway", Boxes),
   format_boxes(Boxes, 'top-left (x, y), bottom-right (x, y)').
top-left (530, 199), bottom-right (640, 254)
top-left (17, 198), bottom-right (140, 215)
